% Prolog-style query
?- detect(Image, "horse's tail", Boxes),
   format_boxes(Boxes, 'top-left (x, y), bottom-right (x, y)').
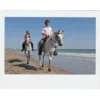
top-left (38, 40), bottom-right (41, 51)
top-left (38, 40), bottom-right (42, 55)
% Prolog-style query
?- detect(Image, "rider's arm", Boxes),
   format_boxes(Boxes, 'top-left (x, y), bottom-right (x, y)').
top-left (42, 33), bottom-right (46, 35)
top-left (50, 27), bottom-right (53, 35)
top-left (41, 28), bottom-right (48, 37)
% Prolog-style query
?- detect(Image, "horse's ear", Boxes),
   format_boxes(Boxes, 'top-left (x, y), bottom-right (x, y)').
top-left (58, 30), bottom-right (60, 33)
top-left (54, 31), bottom-right (58, 35)
top-left (62, 30), bottom-right (64, 32)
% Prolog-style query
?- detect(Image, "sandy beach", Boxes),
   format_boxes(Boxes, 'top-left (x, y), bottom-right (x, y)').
top-left (5, 50), bottom-right (70, 74)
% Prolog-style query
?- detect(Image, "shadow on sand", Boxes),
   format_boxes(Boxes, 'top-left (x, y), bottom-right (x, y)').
top-left (8, 59), bottom-right (23, 63)
top-left (14, 63), bottom-right (37, 71)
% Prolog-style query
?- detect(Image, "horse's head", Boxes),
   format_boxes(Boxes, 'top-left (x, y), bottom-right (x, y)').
top-left (54, 30), bottom-right (64, 46)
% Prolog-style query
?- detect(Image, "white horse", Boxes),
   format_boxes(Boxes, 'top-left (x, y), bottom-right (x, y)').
top-left (38, 30), bottom-right (64, 71)
top-left (24, 36), bottom-right (32, 64)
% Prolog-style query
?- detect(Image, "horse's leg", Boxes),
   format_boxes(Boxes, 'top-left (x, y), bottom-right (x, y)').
top-left (27, 51), bottom-right (30, 64)
top-left (49, 55), bottom-right (52, 71)
top-left (25, 51), bottom-right (29, 64)
top-left (42, 53), bottom-right (45, 68)
top-left (24, 51), bottom-right (28, 64)
top-left (39, 55), bottom-right (42, 69)
top-left (47, 53), bottom-right (52, 71)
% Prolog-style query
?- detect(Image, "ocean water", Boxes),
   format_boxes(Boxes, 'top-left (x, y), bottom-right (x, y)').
top-left (10, 49), bottom-right (96, 74)
top-left (57, 49), bottom-right (95, 54)
top-left (57, 49), bottom-right (96, 54)
top-left (57, 49), bottom-right (95, 58)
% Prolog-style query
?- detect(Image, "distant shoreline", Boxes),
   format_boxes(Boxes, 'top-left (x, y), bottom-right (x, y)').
top-left (5, 50), bottom-right (71, 74)
top-left (5, 48), bottom-right (96, 50)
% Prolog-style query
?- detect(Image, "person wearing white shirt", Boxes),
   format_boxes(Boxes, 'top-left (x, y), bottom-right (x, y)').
top-left (42, 26), bottom-right (53, 38)
top-left (38, 20), bottom-right (58, 56)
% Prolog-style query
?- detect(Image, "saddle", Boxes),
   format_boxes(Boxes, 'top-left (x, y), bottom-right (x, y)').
top-left (43, 38), bottom-right (48, 45)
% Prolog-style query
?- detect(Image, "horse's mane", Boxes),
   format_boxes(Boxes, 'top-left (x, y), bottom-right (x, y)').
top-left (50, 30), bottom-right (64, 39)
top-left (49, 31), bottom-right (58, 39)
top-left (53, 31), bottom-right (58, 35)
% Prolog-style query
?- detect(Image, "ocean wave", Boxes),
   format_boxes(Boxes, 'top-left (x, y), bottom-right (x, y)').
top-left (58, 52), bottom-right (95, 58)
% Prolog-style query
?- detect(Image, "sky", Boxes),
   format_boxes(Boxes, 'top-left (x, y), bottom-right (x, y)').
top-left (5, 17), bottom-right (96, 49)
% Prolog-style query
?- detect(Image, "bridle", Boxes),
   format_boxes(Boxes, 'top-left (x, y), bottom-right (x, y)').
top-left (44, 30), bottom-right (64, 49)
top-left (49, 33), bottom-right (61, 48)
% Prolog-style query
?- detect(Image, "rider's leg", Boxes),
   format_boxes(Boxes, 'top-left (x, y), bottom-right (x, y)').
top-left (30, 42), bottom-right (34, 51)
top-left (21, 41), bottom-right (25, 51)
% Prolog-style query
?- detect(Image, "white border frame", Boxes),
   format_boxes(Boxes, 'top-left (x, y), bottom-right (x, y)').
top-left (0, 10), bottom-right (100, 89)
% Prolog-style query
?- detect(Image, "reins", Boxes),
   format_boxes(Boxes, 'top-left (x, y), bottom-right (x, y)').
top-left (49, 38), bottom-right (59, 48)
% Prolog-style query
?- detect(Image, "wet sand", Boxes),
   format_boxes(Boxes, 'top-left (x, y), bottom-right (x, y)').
top-left (5, 50), bottom-right (71, 74)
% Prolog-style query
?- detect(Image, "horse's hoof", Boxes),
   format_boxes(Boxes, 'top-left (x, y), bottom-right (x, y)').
top-left (42, 64), bottom-right (44, 68)
top-left (27, 62), bottom-right (29, 64)
top-left (40, 67), bottom-right (43, 70)
top-left (48, 68), bottom-right (51, 72)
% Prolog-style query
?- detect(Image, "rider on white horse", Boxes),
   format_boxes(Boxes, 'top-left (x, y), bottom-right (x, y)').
top-left (38, 20), bottom-right (58, 56)
top-left (21, 30), bottom-right (34, 51)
